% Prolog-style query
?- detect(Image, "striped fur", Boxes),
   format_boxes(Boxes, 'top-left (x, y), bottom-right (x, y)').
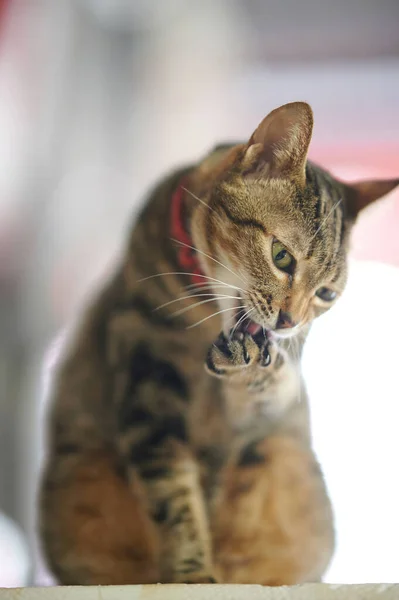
top-left (40, 102), bottom-right (398, 585)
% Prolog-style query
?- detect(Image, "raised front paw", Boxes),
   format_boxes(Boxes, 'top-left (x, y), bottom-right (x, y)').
top-left (205, 330), bottom-right (271, 377)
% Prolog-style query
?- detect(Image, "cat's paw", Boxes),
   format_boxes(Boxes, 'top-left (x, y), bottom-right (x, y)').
top-left (205, 330), bottom-right (271, 377)
top-left (251, 329), bottom-right (273, 368)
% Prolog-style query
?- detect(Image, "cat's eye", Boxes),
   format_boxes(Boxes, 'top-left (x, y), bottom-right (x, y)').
top-left (272, 240), bottom-right (293, 272)
top-left (315, 287), bottom-right (337, 302)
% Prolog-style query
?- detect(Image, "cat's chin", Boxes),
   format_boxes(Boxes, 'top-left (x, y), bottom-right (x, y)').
top-left (273, 328), bottom-right (301, 340)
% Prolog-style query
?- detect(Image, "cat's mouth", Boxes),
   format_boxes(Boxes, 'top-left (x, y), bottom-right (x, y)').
top-left (231, 308), bottom-right (267, 338)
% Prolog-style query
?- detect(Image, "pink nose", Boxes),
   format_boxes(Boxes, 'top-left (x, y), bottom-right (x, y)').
top-left (276, 310), bottom-right (296, 329)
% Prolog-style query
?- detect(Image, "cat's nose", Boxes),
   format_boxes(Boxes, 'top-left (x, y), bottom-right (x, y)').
top-left (276, 310), bottom-right (296, 329)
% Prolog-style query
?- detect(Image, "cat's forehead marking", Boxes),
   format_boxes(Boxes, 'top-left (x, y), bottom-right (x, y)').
top-left (215, 166), bottom-right (350, 289)
top-left (217, 178), bottom-right (311, 251)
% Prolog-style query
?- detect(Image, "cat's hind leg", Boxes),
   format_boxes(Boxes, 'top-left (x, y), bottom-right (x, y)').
top-left (212, 434), bottom-right (334, 585)
top-left (40, 448), bottom-right (160, 585)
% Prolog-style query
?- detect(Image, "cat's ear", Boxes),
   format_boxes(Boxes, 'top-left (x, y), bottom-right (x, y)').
top-left (241, 101), bottom-right (313, 183)
top-left (346, 178), bottom-right (399, 218)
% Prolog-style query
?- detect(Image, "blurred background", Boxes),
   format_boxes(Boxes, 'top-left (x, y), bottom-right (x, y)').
top-left (0, 0), bottom-right (398, 587)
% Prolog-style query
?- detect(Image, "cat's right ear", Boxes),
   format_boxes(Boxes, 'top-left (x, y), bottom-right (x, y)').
top-left (241, 102), bottom-right (313, 185)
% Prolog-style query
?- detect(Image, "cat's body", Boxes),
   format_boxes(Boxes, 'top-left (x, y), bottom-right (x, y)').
top-left (40, 103), bottom-right (398, 585)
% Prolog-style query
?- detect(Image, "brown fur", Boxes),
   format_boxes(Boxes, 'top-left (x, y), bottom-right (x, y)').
top-left (212, 436), bottom-right (333, 585)
top-left (39, 102), bottom-right (399, 585)
top-left (41, 450), bottom-right (160, 584)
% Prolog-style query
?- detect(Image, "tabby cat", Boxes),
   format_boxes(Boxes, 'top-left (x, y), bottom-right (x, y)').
top-left (40, 102), bottom-right (398, 585)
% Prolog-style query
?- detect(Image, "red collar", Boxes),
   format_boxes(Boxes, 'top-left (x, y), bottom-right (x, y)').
top-left (171, 179), bottom-right (204, 285)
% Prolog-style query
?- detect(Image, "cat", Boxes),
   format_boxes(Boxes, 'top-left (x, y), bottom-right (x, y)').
top-left (39, 102), bottom-right (399, 585)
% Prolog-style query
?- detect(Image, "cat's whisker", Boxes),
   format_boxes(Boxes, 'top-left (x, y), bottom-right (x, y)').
top-left (171, 237), bottom-right (248, 285)
top-left (226, 311), bottom-right (240, 328)
top-left (186, 288), bottom-right (240, 303)
top-left (243, 307), bottom-right (256, 328)
top-left (137, 271), bottom-right (235, 286)
top-left (154, 293), bottom-right (239, 312)
top-left (186, 305), bottom-right (247, 330)
top-left (184, 282), bottom-right (245, 295)
top-left (185, 279), bottom-right (244, 292)
top-left (297, 349), bottom-right (303, 404)
top-left (290, 335), bottom-right (302, 404)
top-left (310, 198), bottom-right (343, 243)
top-left (185, 282), bottom-right (215, 290)
top-left (171, 296), bottom-right (241, 319)
top-left (230, 307), bottom-right (255, 339)
top-left (187, 285), bottom-right (235, 294)
top-left (186, 288), bottom-right (240, 302)
top-left (181, 186), bottom-right (217, 215)
top-left (290, 336), bottom-right (296, 362)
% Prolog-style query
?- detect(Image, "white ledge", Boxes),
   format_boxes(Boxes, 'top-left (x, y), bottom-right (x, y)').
top-left (0, 585), bottom-right (398, 600)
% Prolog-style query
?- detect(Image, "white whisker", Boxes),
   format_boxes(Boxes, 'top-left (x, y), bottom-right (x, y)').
top-left (230, 307), bottom-right (256, 338)
top-left (171, 296), bottom-right (239, 318)
top-left (181, 186), bottom-right (217, 215)
top-left (171, 237), bottom-right (248, 285)
top-left (294, 336), bottom-right (302, 404)
top-left (225, 310), bottom-right (240, 328)
top-left (154, 293), bottom-right (238, 312)
top-left (186, 305), bottom-right (247, 330)
top-left (137, 272), bottom-right (236, 286)
top-left (310, 198), bottom-right (343, 243)
top-left (184, 281), bottom-right (245, 293)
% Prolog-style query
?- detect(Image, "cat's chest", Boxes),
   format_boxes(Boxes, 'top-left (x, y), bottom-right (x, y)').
top-left (186, 377), bottom-right (273, 476)
top-left (222, 371), bottom-right (299, 434)
top-left (187, 361), bottom-right (299, 449)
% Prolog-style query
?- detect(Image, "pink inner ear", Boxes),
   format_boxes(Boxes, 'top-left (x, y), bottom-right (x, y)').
top-left (309, 143), bottom-right (399, 268)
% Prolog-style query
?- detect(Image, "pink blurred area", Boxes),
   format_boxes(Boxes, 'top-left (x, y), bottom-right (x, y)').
top-left (311, 144), bottom-right (399, 266)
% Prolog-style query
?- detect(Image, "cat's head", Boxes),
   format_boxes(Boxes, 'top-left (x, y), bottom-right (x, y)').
top-left (191, 102), bottom-right (399, 338)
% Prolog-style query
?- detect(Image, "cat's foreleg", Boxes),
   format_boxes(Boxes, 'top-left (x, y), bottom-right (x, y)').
top-left (205, 331), bottom-right (299, 422)
top-left (117, 392), bottom-right (215, 583)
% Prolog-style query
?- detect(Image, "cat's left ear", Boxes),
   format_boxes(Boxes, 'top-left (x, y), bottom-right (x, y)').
top-left (346, 178), bottom-right (399, 218)
top-left (241, 101), bottom-right (313, 184)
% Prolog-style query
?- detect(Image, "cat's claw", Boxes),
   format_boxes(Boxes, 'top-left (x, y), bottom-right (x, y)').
top-left (205, 330), bottom-right (271, 377)
top-left (260, 344), bottom-right (271, 367)
top-left (251, 329), bottom-right (272, 367)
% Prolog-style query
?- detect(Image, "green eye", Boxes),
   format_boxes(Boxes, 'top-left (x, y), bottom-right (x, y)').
top-left (272, 240), bottom-right (293, 271)
top-left (316, 287), bottom-right (337, 302)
